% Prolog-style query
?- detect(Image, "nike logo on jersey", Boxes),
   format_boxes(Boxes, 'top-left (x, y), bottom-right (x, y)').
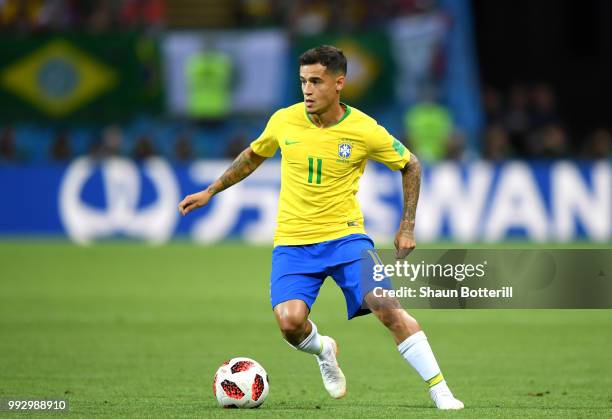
top-left (285, 139), bottom-right (300, 145)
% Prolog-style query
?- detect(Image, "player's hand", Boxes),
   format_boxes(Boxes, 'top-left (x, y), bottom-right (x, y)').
top-left (178, 190), bottom-right (212, 216)
top-left (394, 222), bottom-right (416, 259)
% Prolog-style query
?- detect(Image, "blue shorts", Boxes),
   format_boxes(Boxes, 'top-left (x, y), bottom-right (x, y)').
top-left (270, 234), bottom-right (390, 319)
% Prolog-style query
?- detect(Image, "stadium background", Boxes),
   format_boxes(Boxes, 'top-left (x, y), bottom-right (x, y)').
top-left (0, 0), bottom-right (610, 417)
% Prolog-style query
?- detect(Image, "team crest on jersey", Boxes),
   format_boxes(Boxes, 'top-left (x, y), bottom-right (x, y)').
top-left (338, 142), bottom-right (352, 160)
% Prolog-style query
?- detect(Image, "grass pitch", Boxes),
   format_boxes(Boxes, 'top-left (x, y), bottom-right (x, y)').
top-left (0, 242), bottom-right (611, 418)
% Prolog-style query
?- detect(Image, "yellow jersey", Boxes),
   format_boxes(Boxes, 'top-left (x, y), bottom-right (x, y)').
top-left (250, 102), bottom-right (411, 246)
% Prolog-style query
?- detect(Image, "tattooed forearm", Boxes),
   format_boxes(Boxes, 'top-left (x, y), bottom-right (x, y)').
top-left (206, 147), bottom-right (266, 195)
top-left (399, 153), bottom-right (421, 231)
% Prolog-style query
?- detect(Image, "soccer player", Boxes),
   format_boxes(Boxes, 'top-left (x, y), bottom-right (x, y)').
top-left (178, 45), bottom-right (464, 410)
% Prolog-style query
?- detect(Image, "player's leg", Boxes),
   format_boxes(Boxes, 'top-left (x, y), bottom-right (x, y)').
top-left (363, 292), bottom-right (419, 344)
top-left (269, 245), bottom-right (326, 350)
top-left (273, 298), bottom-right (346, 399)
top-left (364, 292), bottom-right (464, 410)
top-left (270, 274), bottom-right (347, 399)
top-left (328, 249), bottom-right (463, 410)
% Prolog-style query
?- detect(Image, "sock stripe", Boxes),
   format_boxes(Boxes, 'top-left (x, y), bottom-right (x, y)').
top-left (426, 372), bottom-right (444, 388)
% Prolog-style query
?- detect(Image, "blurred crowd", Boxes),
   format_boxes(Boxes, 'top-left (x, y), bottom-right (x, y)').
top-left (0, 81), bottom-right (610, 163)
top-left (0, 0), bottom-right (164, 31)
top-left (0, 0), bottom-right (440, 32)
top-left (481, 83), bottom-right (611, 161)
top-left (398, 82), bottom-right (611, 162)
top-left (240, 0), bottom-right (442, 33)
top-left (0, 122), bottom-right (255, 163)
top-left (1, 102), bottom-right (609, 163)
top-left (0, 0), bottom-right (610, 163)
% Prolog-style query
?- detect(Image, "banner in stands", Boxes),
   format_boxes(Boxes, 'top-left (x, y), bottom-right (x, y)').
top-left (0, 160), bottom-right (609, 244)
top-left (388, 0), bottom-right (482, 137)
top-left (0, 33), bottom-right (162, 121)
top-left (162, 30), bottom-right (289, 116)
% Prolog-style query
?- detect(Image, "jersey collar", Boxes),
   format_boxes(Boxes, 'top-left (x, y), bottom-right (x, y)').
top-left (305, 102), bottom-right (351, 128)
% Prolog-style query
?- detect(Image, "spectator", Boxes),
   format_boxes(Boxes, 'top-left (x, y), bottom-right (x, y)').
top-left (0, 126), bottom-right (17, 161)
top-left (287, 0), bottom-right (331, 35)
top-left (392, 0), bottom-right (420, 16)
top-left (174, 134), bottom-right (194, 161)
top-left (445, 130), bottom-right (466, 161)
top-left (504, 83), bottom-right (531, 156)
top-left (528, 123), bottom-right (569, 159)
top-left (120, 0), bottom-right (165, 27)
top-left (403, 99), bottom-right (453, 161)
top-left (88, 0), bottom-right (115, 31)
top-left (185, 48), bottom-right (233, 121)
top-left (531, 83), bottom-right (559, 129)
top-left (483, 124), bottom-right (512, 161)
top-left (330, 0), bottom-right (368, 32)
top-left (225, 133), bottom-right (249, 158)
top-left (0, 0), bottom-right (44, 30)
top-left (100, 125), bottom-right (123, 157)
top-left (50, 130), bottom-right (72, 161)
top-left (582, 129), bottom-right (612, 160)
top-left (238, 0), bottom-right (280, 27)
top-left (38, 0), bottom-right (76, 29)
top-left (133, 135), bottom-right (156, 160)
top-left (482, 85), bottom-right (504, 125)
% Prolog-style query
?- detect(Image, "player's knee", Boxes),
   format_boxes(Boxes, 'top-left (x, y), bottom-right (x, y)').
top-left (277, 314), bottom-right (308, 343)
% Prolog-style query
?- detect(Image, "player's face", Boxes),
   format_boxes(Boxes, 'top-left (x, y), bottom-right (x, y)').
top-left (300, 63), bottom-right (345, 114)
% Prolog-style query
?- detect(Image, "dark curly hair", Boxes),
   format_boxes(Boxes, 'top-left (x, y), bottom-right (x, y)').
top-left (299, 45), bottom-right (347, 75)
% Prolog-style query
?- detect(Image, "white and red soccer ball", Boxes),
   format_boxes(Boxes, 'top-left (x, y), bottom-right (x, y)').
top-left (213, 357), bottom-right (269, 408)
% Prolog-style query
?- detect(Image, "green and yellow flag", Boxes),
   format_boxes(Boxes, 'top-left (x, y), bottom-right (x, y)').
top-left (0, 33), bottom-right (162, 121)
top-left (1, 40), bottom-right (116, 117)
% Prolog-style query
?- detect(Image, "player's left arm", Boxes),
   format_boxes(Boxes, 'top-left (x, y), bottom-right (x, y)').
top-left (396, 152), bottom-right (421, 259)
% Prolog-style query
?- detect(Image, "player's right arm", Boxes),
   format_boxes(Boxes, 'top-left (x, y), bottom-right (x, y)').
top-left (178, 146), bottom-right (267, 216)
top-left (179, 109), bottom-right (281, 216)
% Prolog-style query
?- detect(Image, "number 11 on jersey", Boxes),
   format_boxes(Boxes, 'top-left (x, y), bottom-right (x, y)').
top-left (307, 157), bottom-right (322, 184)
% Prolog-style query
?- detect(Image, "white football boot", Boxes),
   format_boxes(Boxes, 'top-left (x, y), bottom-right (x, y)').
top-left (316, 336), bottom-right (347, 399)
top-left (429, 382), bottom-right (464, 410)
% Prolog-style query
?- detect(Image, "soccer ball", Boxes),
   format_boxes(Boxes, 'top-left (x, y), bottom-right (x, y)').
top-left (213, 357), bottom-right (269, 408)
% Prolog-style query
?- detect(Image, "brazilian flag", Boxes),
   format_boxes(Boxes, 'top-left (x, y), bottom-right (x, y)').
top-left (0, 33), bottom-right (162, 122)
top-left (293, 32), bottom-right (395, 107)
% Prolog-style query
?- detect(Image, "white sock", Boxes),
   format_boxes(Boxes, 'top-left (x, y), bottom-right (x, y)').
top-left (397, 331), bottom-right (446, 389)
top-left (295, 320), bottom-right (324, 356)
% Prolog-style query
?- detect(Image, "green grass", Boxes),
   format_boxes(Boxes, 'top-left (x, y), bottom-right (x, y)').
top-left (0, 242), bottom-right (611, 418)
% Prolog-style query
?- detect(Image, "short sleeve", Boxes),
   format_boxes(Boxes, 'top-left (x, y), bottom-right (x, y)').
top-left (250, 110), bottom-right (281, 157)
top-left (367, 125), bottom-right (411, 170)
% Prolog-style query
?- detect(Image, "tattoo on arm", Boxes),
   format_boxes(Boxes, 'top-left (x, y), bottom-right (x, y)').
top-left (206, 148), bottom-right (266, 195)
top-left (400, 153), bottom-right (421, 231)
